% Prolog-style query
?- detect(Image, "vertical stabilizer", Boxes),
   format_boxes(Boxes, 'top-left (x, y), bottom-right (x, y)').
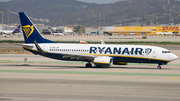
top-left (19, 12), bottom-right (56, 44)
top-left (12, 25), bottom-right (21, 34)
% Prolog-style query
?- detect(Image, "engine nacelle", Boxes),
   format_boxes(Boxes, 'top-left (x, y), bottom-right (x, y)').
top-left (93, 57), bottom-right (113, 67)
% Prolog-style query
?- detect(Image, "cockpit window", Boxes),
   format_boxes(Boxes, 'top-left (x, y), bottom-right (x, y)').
top-left (162, 51), bottom-right (171, 53)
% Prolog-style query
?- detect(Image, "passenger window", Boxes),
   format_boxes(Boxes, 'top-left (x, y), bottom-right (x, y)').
top-left (162, 51), bottom-right (171, 53)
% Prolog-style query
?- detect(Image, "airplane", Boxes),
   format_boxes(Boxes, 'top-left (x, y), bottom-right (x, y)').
top-left (51, 31), bottom-right (64, 36)
top-left (12, 25), bottom-right (23, 37)
top-left (19, 12), bottom-right (178, 69)
top-left (12, 25), bottom-right (21, 34)
top-left (0, 25), bottom-right (21, 35)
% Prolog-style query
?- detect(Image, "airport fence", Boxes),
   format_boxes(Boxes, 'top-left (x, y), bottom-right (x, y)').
top-left (60, 34), bottom-right (173, 37)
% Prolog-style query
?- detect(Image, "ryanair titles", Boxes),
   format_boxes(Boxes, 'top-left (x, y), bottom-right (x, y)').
top-left (89, 47), bottom-right (152, 55)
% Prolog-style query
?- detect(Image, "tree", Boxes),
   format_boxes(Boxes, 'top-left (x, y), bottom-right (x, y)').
top-left (73, 26), bottom-right (81, 34)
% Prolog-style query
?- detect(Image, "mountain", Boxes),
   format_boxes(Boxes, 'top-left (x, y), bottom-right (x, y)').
top-left (0, 0), bottom-right (105, 25)
top-left (0, 0), bottom-right (104, 19)
top-left (1, 0), bottom-right (180, 27)
top-left (57, 0), bottom-right (180, 26)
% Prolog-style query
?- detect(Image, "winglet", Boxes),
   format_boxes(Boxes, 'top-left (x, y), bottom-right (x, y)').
top-left (34, 40), bottom-right (43, 52)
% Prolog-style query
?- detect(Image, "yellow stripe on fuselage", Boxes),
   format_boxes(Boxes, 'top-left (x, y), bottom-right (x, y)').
top-left (84, 53), bottom-right (170, 62)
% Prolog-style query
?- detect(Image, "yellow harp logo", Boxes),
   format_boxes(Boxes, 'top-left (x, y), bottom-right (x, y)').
top-left (22, 25), bottom-right (34, 39)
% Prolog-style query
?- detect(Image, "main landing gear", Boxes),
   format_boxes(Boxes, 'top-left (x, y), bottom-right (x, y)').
top-left (157, 65), bottom-right (161, 69)
top-left (86, 62), bottom-right (92, 68)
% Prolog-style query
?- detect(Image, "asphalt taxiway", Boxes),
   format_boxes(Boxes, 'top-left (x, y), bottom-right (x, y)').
top-left (0, 54), bottom-right (180, 101)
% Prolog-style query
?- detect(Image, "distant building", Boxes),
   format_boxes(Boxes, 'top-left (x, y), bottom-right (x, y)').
top-left (85, 27), bottom-right (114, 35)
top-left (85, 28), bottom-right (98, 35)
top-left (108, 26), bottom-right (180, 36)
top-left (85, 26), bottom-right (180, 36)
top-left (41, 27), bottom-right (73, 35)
top-left (64, 27), bottom-right (73, 34)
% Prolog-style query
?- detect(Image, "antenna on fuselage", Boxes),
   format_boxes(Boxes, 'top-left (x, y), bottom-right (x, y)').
top-left (101, 39), bottom-right (105, 45)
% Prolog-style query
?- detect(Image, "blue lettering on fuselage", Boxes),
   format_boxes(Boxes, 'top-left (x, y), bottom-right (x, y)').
top-left (131, 48), bottom-right (134, 55)
top-left (113, 47), bottom-right (121, 54)
top-left (90, 47), bottom-right (97, 54)
top-left (135, 48), bottom-right (143, 55)
top-left (89, 47), bottom-right (144, 55)
top-left (98, 47), bottom-right (106, 54)
top-left (105, 47), bottom-right (112, 54)
top-left (122, 48), bottom-right (130, 55)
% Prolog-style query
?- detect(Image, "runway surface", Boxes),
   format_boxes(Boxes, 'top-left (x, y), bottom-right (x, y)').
top-left (0, 54), bottom-right (180, 101)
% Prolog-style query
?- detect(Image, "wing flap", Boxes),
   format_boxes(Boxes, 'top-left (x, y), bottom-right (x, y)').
top-left (61, 53), bottom-right (95, 61)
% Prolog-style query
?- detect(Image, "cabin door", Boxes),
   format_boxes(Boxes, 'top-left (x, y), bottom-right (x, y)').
top-left (152, 48), bottom-right (157, 58)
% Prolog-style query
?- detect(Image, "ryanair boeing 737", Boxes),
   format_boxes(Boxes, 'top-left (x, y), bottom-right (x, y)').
top-left (19, 12), bottom-right (178, 69)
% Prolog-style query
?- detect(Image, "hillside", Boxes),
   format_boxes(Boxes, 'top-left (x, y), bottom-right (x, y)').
top-left (1, 0), bottom-right (180, 27)
top-left (0, 0), bottom-right (104, 25)
top-left (57, 0), bottom-right (180, 26)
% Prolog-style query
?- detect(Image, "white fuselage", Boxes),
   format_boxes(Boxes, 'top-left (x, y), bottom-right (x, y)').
top-left (24, 43), bottom-right (178, 65)
top-left (0, 30), bottom-right (13, 34)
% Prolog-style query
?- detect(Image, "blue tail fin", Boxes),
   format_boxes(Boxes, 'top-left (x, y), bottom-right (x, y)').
top-left (12, 25), bottom-right (21, 34)
top-left (19, 12), bottom-right (56, 44)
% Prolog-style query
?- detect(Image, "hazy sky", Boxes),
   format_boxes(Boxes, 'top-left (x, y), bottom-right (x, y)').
top-left (0, 0), bottom-right (180, 4)
top-left (0, 0), bottom-right (125, 3)
top-left (0, 0), bottom-right (11, 2)
top-left (76, 0), bottom-right (125, 4)
top-left (3, 0), bottom-right (179, 4)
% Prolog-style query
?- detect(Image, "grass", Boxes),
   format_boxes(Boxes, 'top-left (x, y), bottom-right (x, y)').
top-left (0, 48), bottom-right (31, 54)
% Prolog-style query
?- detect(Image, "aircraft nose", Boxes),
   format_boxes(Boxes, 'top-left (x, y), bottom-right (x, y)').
top-left (170, 53), bottom-right (178, 61)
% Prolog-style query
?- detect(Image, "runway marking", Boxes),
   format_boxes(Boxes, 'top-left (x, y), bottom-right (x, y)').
top-left (169, 77), bottom-right (180, 80)
top-left (59, 74), bottom-right (77, 77)
top-left (0, 97), bottom-right (98, 101)
top-left (1, 70), bottom-right (180, 77)
top-left (25, 68), bottom-right (39, 70)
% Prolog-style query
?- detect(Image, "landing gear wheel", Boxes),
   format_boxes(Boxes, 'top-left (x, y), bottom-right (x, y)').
top-left (157, 65), bottom-right (161, 69)
top-left (86, 63), bottom-right (92, 68)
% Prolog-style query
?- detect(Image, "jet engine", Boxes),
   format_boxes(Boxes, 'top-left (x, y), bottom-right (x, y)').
top-left (93, 57), bottom-right (113, 67)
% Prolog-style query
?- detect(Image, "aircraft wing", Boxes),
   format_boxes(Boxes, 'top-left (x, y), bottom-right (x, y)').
top-left (59, 52), bottom-right (95, 61)
top-left (27, 41), bottom-right (96, 62)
